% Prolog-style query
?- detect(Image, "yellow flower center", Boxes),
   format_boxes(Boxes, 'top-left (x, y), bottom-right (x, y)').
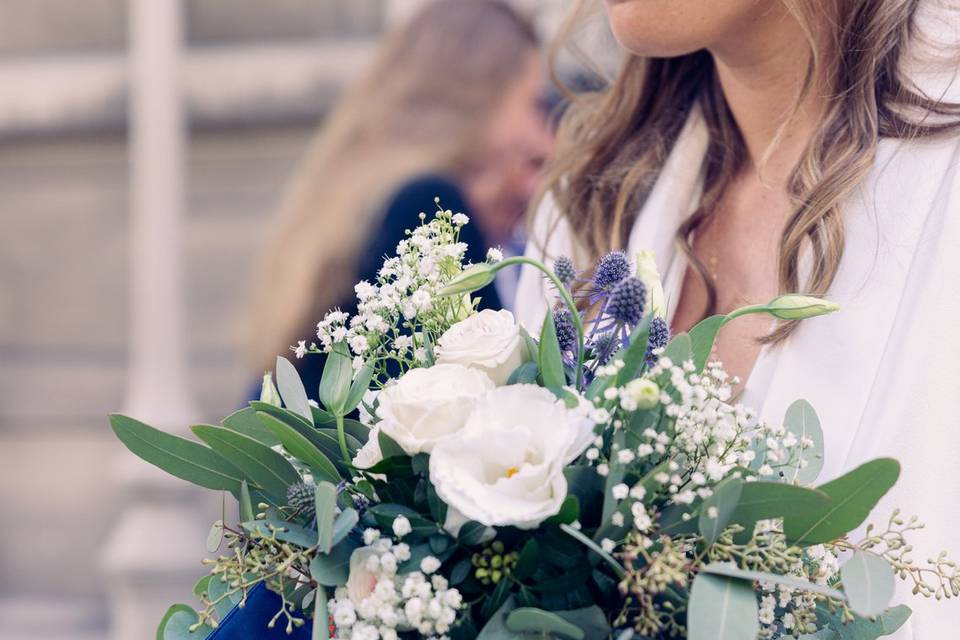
top-left (505, 466), bottom-right (520, 479)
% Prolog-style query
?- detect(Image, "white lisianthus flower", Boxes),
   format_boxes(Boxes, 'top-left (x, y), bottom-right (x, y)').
top-left (374, 364), bottom-right (494, 455)
top-left (435, 309), bottom-right (528, 385)
top-left (635, 250), bottom-right (666, 317)
top-left (429, 385), bottom-right (594, 530)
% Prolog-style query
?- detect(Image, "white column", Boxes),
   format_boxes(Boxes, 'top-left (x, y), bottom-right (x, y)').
top-left (101, 1), bottom-right (209, 638)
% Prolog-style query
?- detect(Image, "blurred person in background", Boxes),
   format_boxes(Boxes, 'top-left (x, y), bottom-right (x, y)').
top-left (245, 0), bottom-right (552, 399)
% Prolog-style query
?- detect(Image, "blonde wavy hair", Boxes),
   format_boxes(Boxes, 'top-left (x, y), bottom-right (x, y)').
top-left (245, 0), bottom-right (538, 369)
top-left (540, 0), bottom-right (960, 342)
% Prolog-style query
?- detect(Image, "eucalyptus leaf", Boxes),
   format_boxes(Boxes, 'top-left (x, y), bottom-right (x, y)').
top-left (687, 573), bottom-right (759, 640)
top-left (191, 424), bottom-right (300, 501)
top-left (552, 606), bottom-right (611, 640)
top-left (258, 412), bottom-right (341, 484)
top-left (506, 608), bottom-right (585, 640)
top-left (702, 562), bottom-right (845, 601)
top-left (698, 476), bottom-right (743, 545)
top-left (242, 519), bottom-right (317, 548)
top-left (476, 597), bottom-right (518, 640)
top-left (275, 356), bottom-right (314, 425)
top-left (332, 507), bottom-right (359, 546)
top-left (206, 520), bottom-right (224, 553)
top-left (459, 521), bottom-right (496, 546)
top-left (817, 604), bottom-right (911, 640)
top-left (782, 399), bottom-right (824, 485)
top-left (784, 458), bottom-right (900, 545)
top-left (840, 550), bottom-right (895, 616)
top-left (156, 604), bottom-right (212, 640)
top-left (206, 574), bottom-right (240, 620)
top-left (310, 541), bottom-right (355, 586)
top-left (507, 361), bottom-right (540, 385)
top-left (110, 414), bottom-right (244, 494)
top-left (315, 481), bottom-right (339, 553)
top-left (539, 309), bottom-right (566, 388)
top-left (313, 581), bottom-right (330, 640)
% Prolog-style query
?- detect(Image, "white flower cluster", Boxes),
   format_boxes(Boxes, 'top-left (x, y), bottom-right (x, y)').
top-left (757, 543), bottom-right (840, 638)
top-left (328, 531), bottom-right (463, 640)
top-left (311, 207), bottom-right (478, 367)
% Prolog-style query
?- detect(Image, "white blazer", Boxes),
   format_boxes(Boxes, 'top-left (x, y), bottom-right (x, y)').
top-left (515, 17), bottom-right (960, 637)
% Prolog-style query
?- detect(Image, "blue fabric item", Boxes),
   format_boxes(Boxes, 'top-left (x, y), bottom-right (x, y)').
top-left (207, 582), bottom-right (314, 640)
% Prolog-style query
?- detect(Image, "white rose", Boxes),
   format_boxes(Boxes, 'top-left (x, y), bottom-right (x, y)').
top-left (375, 364), bottom-right (494, 455)
top-left (352, 424), bottom-right (385, 471)
top-left (635, 250), bottom-right (666, 317)
top-left (346, 547), bottom-right (380, 604)
top-left (435, 309), bottom-right (528, 385)
top-left (429, 385), bottom-right (594, 530)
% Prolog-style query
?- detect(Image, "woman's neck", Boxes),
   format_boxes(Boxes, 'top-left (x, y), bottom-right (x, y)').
top-left (709, 6), bottom-right (829, 186)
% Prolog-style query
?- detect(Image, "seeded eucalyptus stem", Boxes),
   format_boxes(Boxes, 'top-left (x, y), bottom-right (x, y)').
top-left (492, 256), bottom-right (586, 389)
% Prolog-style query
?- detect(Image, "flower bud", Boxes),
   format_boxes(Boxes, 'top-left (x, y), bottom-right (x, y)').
top-left (259, 372), bottom-right (282, 406)
top-left (623, 378), bottom-right (660, 410)
top-left (765, 295), bottom-right (840, 320)
top-left (436, 264), bottom-right (495, 297)
top-left (635, 250), bottom-right (666, 317)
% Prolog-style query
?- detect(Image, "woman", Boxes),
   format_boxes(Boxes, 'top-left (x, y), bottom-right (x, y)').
top-left (517, 0), bottom-right (960, 635)
top-left (246, 0), bottom-right (551, 397)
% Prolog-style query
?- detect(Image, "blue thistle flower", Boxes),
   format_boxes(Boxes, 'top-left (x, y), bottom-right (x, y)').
top-left (648, 316), bottom-right (671, 350)
top-left (645, 316), bottom-right (671, 366)
top-left (553, 256), bottom-right (577, 288)
top-left (593, 251), bottom-right (631, 290)
top-left (606, 277), bottom-right (646, 326)
top-left (554, 308), bottom-right (577, 352)
top-left (286, 482), bottom-right (316, 521)
top-left (591, 332), bottom-right (618, 366)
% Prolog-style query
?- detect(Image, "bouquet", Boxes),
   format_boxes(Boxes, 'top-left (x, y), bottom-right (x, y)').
top-left (112, 205), bottom-right (959, 640)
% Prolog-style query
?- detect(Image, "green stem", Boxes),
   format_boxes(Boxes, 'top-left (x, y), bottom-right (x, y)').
top-left (335, 414), bottom-right (351, 467)
top-left (492, 256), bottom-right (586, 389)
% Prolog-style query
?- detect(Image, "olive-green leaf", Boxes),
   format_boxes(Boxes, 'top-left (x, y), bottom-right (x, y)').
top-left (782, 399), bottom-right (824, 485)
top-left (840, 550), bottom-right (895, 616)
top-left (784, 458), bottom-right (900, 545)
top-left (191, 424), bottom-right (300, 500)
top-left (258, 412), bottom-right (341, 484)
top-left (506, 607), bottom-right (585, 640)
top-left (343, 362), bottom-right (375, 415)
top-left (539, 309), bottom-right (566, 388)
top-left (239, 480), bottom-right (255, 523)
top-left (110, 414), bottom-right (243, 494)
top-left (688, 573), bottom-right (759, 640)
top-left (275, 355), bottom-right (314, 425)
top-left (221, 406), bottom-right (280, 447)
top-left (729, 481), bottom-right (831, 525)
top-left (688, 314), bottom-right (726, 372)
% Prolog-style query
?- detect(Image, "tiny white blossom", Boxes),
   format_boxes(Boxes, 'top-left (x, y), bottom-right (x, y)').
top-left (293, 340), bottom-right (308, 359)
top-left (392, 515), bottom-right (412, 538)
top-left (600, 538), bottom-right (615, 553)
top-left (420, 556), bottom-right (442, 574)
top-left (611, 483), bottom-right (629, 500)
top-left (486, 247), bottom-right (503, 262)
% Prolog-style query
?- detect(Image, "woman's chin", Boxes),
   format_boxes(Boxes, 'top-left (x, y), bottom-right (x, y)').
top-left (604, 1), bottom-right (708, 58)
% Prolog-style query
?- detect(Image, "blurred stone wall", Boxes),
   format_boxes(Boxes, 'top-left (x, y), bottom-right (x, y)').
top-left (0, 1), bottom-right (578, 638)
